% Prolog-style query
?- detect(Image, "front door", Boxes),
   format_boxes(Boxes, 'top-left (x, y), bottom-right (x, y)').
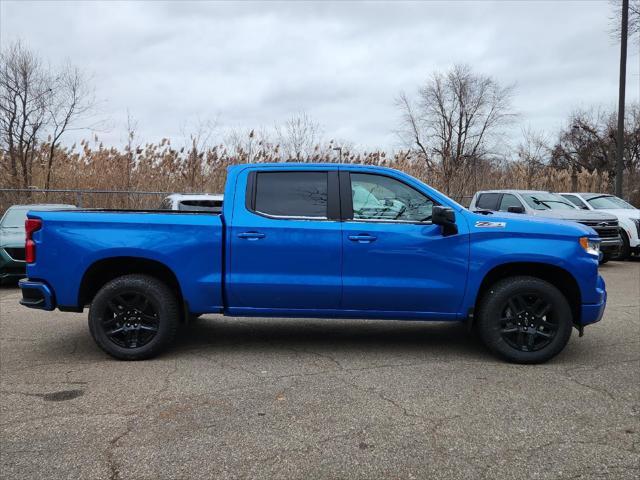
top-left (341, 171), bottom-right (469, 317)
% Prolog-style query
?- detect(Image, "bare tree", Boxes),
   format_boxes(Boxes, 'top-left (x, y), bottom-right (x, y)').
top-left (610, 0), bottom-right (640, 43)
top-left (44, 64), bottom-right (93, 189)
top-left (549, 107), bottom-right (640, 191)
top-left (396, 64), bottom-right (515, 194)
top-left (517, 127), bottom-right (550, 189)
top-left (275, 111), bottom-right (322, 161)
top-left (0, 40), bottom-right (93, 189)
top-left (0, 41), bottom-right (49, 188)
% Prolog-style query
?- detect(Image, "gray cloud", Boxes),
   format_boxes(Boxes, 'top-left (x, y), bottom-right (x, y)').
top-left (1, 0), bottom-right (637, 151)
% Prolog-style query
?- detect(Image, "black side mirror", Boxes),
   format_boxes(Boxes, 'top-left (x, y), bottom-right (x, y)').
top-left (507, 206), bottom-right (525, 214)
top-left (432, 206), bottom-right (458, 236)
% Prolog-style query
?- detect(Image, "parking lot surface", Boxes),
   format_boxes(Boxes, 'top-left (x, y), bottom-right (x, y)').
top-left (1, 262), bottom-right (639, 480)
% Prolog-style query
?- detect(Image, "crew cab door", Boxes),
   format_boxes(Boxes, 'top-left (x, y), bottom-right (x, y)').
top-left (340, 171), bottom-right (469, 317)
top-left (227, 169), bottom-right (342, 311)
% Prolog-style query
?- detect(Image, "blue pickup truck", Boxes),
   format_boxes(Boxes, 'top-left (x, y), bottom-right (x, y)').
top-left (19, 163), bottom-right (606, 363)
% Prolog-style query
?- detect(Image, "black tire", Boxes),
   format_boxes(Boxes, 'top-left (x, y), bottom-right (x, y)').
top-left (600, 254), bottom-right (610, 264)
top-left (477, 276), bottom-right (573, 364)
top-left (88, 274), bottom-right (179, 360)
top-left (615, 231), bottom-right (631, 260)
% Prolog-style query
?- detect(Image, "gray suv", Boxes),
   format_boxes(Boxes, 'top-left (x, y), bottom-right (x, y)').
top-left (469, 190), bottom-right (623, 262)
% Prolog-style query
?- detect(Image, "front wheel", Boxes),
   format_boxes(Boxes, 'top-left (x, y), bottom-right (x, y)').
top-left (88, 274), bottom-right (179, 360)
top-left (615, 231), bottom-right (631, 260)
top-left (477, 276), bottom-right (573, 364)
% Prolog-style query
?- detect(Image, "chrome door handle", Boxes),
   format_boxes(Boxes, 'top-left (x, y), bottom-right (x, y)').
top-left (348, 234), bottom-right (377, 243)
top-left (238, 232), bottom-right (266, 240)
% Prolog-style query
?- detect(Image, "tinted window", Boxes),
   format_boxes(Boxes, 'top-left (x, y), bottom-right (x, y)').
top-left (498, 194), bottom-right (524, 212)
top-left (350, 173), bottom-right (434, 222)
top-left (475, 193), bottom-right (501, 210)
top-left (255, 172), bottom-right (327, 218)
top-left (178, 200), bottom-right (222, 212)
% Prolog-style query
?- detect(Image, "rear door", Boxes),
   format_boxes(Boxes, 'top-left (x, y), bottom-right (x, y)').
top-left (340, 171), bottom-right (469, 317)
top-left (227, 169), bottom-right (342, 311)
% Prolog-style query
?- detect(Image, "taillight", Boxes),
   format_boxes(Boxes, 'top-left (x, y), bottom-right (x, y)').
top-left (25, 218), bottom-right (42, 263)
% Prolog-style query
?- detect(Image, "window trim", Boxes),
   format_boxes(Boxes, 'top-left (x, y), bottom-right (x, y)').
top-left (340, 171), bottom-right (437, 225)
top-left (245, 170), bottom-right (340, 221)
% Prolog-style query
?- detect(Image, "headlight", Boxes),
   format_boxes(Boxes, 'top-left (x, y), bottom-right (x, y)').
top-left (579, 237), bottom-right (600, 256)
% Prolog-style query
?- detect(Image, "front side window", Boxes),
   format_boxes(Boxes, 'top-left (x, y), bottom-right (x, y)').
top-left (350, 173), bottom-right (434, 222)
top-left (498, 194), bottom-right (524, 212)
top-left (521, 193), bottom-right (576, 211)
top-left (254, 171), bottom-right (328, 218)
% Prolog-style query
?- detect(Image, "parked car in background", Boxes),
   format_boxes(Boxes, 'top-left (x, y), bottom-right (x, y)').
top-left (560, 193), bottom-right (639, 260)
top-left (0, 204), bottom-right (76, 284)
top-left (159, 194), bottom-right (223, 213)
top-left (19, 164), bottom-right (607, 364)
top-left (469, 190), bottom-right (622, 263)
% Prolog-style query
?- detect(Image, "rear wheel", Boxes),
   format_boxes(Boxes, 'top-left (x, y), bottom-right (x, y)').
top-left (477, 276), bottom-right (573, 364)
top-left (88, 274), bottom-right (179, 360)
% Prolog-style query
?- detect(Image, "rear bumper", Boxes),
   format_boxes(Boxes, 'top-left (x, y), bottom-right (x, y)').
top-left (580, 275), bottom-right (606, 326)
top-left (19, 279), bottom-right (55, 311)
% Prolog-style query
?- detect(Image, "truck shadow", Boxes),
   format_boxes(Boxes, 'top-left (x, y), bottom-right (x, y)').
top-left (172, 317), bottom-right (490, 361)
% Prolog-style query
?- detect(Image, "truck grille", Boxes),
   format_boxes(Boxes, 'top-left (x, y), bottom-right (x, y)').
top-left (579, 220), bottom-right (620, 239)
top-left (4, 247), bottom-right (26, 261)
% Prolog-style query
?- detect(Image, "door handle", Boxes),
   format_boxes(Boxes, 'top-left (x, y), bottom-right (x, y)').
top-left (238, 231), bottom-right (266, 240)
top-left (348, 234), bottom-right (377, 243)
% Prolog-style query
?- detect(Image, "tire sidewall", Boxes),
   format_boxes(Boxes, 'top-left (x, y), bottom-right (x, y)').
top-left (478, 278), bottom-right (573, 364)
top-left (89, 275), bottom-right (178, 360)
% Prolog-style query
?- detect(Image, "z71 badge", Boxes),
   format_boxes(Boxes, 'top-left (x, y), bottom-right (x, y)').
top-left (475, 221), bottom-right (507, 228)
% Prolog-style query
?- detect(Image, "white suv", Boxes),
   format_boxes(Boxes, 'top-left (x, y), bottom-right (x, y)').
top-left (560, 193), bottom-right (639, 259)
top-left (159, 194), bottom-right (223, 213)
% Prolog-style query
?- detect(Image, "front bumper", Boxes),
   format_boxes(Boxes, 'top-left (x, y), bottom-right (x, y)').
top-left (599, 236), bottom-right (622, 254)
top-left (19, 279), bottom-right (55, 311)
top-left (580, 274), bottom-right (606, 326)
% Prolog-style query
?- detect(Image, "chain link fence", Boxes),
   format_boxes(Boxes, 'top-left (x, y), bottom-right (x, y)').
top-left (0, 188), bottom-right (179, 215)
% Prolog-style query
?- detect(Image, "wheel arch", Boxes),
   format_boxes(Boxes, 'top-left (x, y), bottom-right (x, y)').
top-left (474, 262), bottom-right (582, 325)
top-left (78, 256), bottom-right (185, 312)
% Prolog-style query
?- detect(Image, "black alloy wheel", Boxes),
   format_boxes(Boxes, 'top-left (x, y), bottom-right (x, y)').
top-left (101, 292), bottom-right (160, 349)
top-left (498, 293), bottom-right (557, 352)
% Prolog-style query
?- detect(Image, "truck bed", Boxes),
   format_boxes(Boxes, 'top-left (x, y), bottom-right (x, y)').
top-left (26, 210), bottom-right (224, 313)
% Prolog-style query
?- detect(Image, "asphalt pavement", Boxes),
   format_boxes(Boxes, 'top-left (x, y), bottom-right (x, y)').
top-left (1, 261), bottom-right (639, 479)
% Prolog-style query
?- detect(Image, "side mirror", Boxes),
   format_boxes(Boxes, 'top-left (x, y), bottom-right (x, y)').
top-left (432, 206), bottom-right (458, 236)
top-left (507, 206), bottom-right (525, 214)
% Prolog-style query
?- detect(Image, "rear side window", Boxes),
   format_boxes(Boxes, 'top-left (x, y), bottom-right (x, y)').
top-left (498, 194), bottom-right (524, 212)
top-left (475, 193), bottom-right (501, 210)
top-left (254, 172), bottom-right (328, 218)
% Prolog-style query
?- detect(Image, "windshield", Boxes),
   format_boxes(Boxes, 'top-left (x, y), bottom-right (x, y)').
top-left (522, 193), bottom-right (577, 211)
top-left (0, 207), bottom-right (29, 228)
top-left (587, 195), bottom-right (636, 210)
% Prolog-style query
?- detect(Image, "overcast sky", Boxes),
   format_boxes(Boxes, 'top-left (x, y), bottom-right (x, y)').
top-left (1, 0), bottom-right (638, 151)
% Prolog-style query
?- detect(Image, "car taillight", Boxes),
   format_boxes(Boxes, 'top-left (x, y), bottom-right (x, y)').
top-left (25, 218), bottom-right (42, 263)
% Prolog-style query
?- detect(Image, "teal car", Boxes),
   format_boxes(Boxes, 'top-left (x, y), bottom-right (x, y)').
top-left (0, 204), bottom-right (76, 284)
